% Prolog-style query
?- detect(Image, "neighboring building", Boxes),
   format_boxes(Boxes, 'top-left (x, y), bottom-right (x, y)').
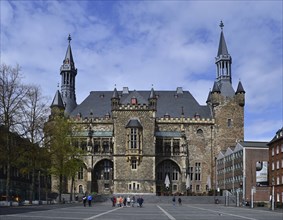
top-left (216, 141), bottom-right (269, 204)
top-left (0, 126), bottom-right (51, 202)
top-left (49, 22), bottom-right (246, 196)
top-left (268, 127), bottom-right (283, 206)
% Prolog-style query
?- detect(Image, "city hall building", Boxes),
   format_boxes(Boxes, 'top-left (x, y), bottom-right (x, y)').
top-left (49, 22), bottom-right (245, 196)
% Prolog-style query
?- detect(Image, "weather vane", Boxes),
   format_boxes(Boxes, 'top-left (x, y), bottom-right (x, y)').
top-left (219, 20), bottom-right (224, 30)
top-left (68, 34), bottom-right (72, 44)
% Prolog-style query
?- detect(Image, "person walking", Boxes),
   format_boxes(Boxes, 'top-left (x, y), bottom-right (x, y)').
top-left (172, 196), bottom-right (176, 206)
top-left (87, 194), bottom-right (93, 207)
top-left (178, 197), bottom-right (182, 206)
top-left (83, 196), bottom-right (87, 207)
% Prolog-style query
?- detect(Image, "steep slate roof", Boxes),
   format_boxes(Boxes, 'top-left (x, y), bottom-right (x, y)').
top-left (236, 81), bottom-right (245, 94)
top-left (51, 90), bottom-right (64, 108)
top-left (217, 31), bottom-right (229, 56)
top-left (218, 79), bottom-right (235, 97)
top-left (70, 89), bottom-right (212, 119)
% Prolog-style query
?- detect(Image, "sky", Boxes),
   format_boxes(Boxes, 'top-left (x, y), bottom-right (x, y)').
top-left (1, 0), bottom-right (282, 142)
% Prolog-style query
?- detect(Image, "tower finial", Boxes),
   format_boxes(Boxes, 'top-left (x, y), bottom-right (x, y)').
top-left (68, 34), bottom-right (72, 44)
top-left (219, 20), bottom-right (224, 30)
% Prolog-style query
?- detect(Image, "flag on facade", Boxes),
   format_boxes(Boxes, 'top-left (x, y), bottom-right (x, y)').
top-left (164, 174), bottom-right (170, 188)
top-left (186, 175), bottom-right (191, 189)
top-left (206, 175), bottom-right (211, 190)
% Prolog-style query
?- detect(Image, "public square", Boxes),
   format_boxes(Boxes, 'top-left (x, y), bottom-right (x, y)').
top-left (0, 202), bottom-right (282, 220)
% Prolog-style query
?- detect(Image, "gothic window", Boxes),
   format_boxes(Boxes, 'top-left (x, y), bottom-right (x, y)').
top-left (126, 119), bottom-right (143, 153)
top-left (173, 139), bottom-right (180, 155)
top-left (195, 162), bottom-right (201, 181)
top-left (103, 140), bottom-right (110, 153)
top-left (189, 167), bottom-right (193, 181)
top-left (172, 167), bottom-right (178, 180)
top-left (103, 160), bottom-right (111, 180)
top-left (80, 140), bottom-right (87, 151)
top-left (79, 185), bottom-right (83, 194)
top-left (156, 138), bottom-right (163, 154)
top-left (131, 159), bottom-right (137, 170)
top-left (78, 167), bottom-right (84, 180)
top-left (130, 128), bottom-right (137, 149)
top-left (227, 119), bottom-right (232, 127)
top-left (93, 139), bottom-right (100, 153)
top-left (164, 139), bottom-right (171, 155)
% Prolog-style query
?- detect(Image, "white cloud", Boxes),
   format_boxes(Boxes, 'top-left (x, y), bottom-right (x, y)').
top-left (1, 0), bottom-right (282, 141)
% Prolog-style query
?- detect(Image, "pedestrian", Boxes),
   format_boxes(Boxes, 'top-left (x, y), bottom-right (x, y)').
top-left (83, 196), bottom-right (87, 207)
top-left (123, 197), bottom-right (127, 207)
top-left (138, 197), bottom-right (143, 208)
top-left (131, 196), bottom-right (136, 207)
top-left (87, 194), bottom-right (93, 207)
top-left (111, 196), bottom-right (116, 207)
top-left (178, 197), bottom-right (182, 206)
top-left (126, 196), bottom-right (131, 207)
top-left (172, 196), bottom-right (176, 206)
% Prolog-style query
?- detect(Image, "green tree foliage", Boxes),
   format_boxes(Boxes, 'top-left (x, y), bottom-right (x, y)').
top-left (45, 113), bottom-right (83, 202)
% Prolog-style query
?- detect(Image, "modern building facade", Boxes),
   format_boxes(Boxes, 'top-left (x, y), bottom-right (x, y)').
top-left (49, 22), bottom-right (245, 196)
top-left (268, 127), bottom-right (283, 206)
top-left (216, 141), bottom-right (269, 204)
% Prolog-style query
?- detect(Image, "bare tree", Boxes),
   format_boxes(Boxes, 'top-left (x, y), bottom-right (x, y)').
top-left (0, 63), bottom-right (30, 201)
top-left (18, 85), bottom-right (50, 202)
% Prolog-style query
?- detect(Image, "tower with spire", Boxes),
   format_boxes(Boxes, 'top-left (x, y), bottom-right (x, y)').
top-left (207, 21), bottom-right (245, 152)
top-left (60, 34), bottom-right (77, 115)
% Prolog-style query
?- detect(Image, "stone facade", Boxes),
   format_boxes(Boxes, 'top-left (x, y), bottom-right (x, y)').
top-left (49, 23), bottom-right (246, 196)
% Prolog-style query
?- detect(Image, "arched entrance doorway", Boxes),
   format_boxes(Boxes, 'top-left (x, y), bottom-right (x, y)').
top-left (92, 159), bottom-right (113, 194)
top-left (156, 159), bottom-right (182, 196)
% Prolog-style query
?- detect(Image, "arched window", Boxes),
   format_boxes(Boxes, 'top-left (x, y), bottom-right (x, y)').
top-left (196, 129), bottom-right (203, 135)
top-left (79, 185), bottom-right (83, 194)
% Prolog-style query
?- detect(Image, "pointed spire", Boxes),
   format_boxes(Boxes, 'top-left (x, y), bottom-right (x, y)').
top-left (217, 21), bottom-right (229, 56)
top-left (236, 81), bottom-right (245, 94)
top-left (51, 90), bottom-right (65, 109)
top-left (206, 89), bottom-right (212, 103)
top-left (112, 87), bottom-right (119, 99)
top-left (212, 82), bottom-right (221, 93)
top-left (149, 87), bottom-right (156, 99)
top-left (63, 34), bottom-right (75, 68)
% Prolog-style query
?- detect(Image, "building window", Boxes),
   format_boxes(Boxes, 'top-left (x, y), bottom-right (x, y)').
top-left (129, 182), bottom-right (140, 191)
top-left (131, 159), bottom-right (137, 170)
top-left (277, 176), bottom-right (280, 185)
top-left (104, 183), bottom-right (109, 189)
top-left (227, 119), bottom-right (232, 127)
top-left (79, 185), bottom-right (83, 194)
top-left (196, 185), bottom-right (200, 191)
top-left (276, 145), bottom-right (280, 154)
top-left (195, 162), bottom-right (201, 181)
top-left (78, 167), bottom-right (84, 180)
top-left (272, 147), bottom-right (274, 156)
top-left (272, 162), bottom-right (275, 170)
top-left (197, 129), bottom-right (203, 135)
top-left (189, 167), bottom-right (193, 181)
top-left (103, 160), bottom-right (111, 180)
top-left (130, 128), bottom-right (137, 149)
top-left (281, 144), bottom-right (283, 152)
top-left (173, 184), bottom-right (177, 191)
top-left (172, 167), bottom-right (178, 181)
top-left (277, 161), bottom-right (280, 169)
